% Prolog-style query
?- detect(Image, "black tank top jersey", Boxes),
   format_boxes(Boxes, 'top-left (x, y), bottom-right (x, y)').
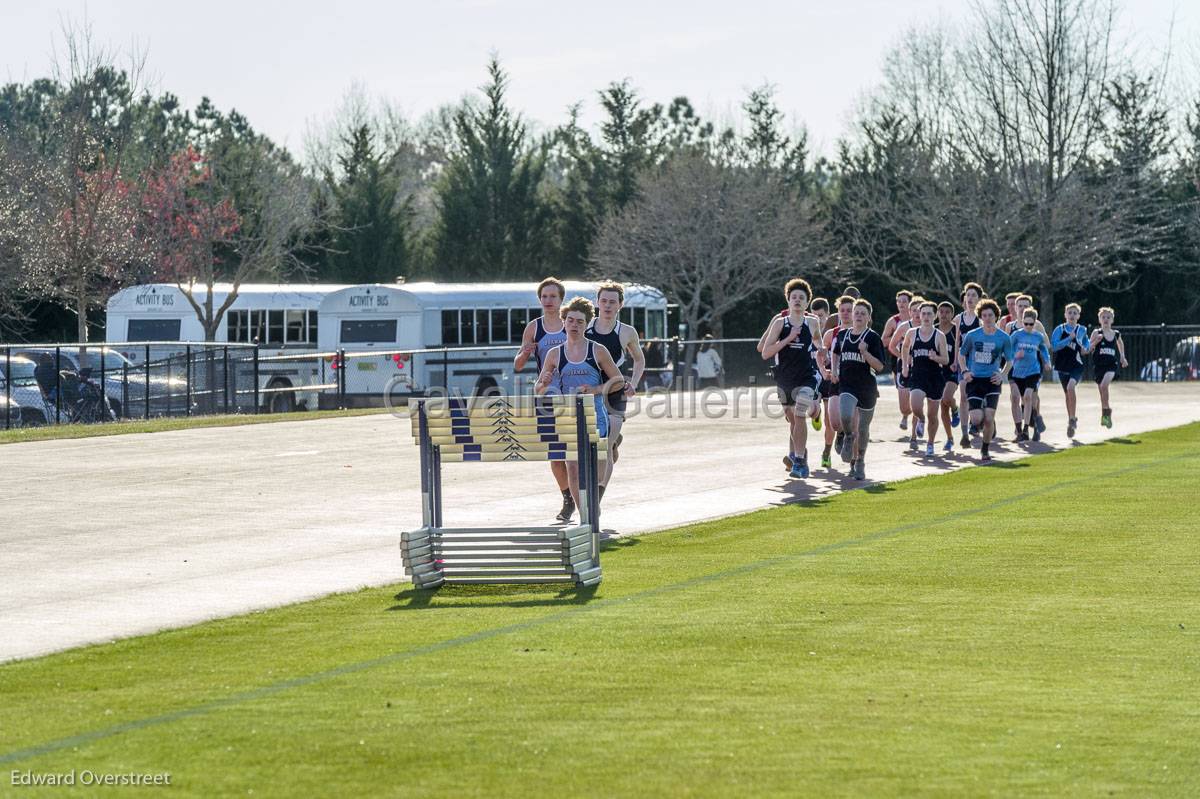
top-left (1092, 330), bottom-right (1121, 373)
top-left (957, 312), bottom-right (980, 339)
top-left (909, 328), bottom-right (943, 381)
top-left (773, 316), bottom-right (818, 383)
top-left (938, 325), bottom-right (958, 376)
top-left (533, 317), bottom-right (567, 372)
top-left (834, 328), bottom-right (886, 395)
top-left (585, 319), bottom-right (625, 367)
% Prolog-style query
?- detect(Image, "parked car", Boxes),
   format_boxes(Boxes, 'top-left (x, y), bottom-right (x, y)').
top-left (0, 356), bottom-right (61, 426)
top-left (1165, 336), bottom-right (1200, 381)
top-left (12, 346), bottom-right (185, 417)
top-left (0, 392), bottom-right (22, 428)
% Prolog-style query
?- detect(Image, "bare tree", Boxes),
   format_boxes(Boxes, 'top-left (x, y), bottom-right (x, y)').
top-left (955, 0), bottom-right (1119, 310)
top-left (15, 22), bottom-right (150, 343)
top-left (590, 153), bottom-right (833, 350)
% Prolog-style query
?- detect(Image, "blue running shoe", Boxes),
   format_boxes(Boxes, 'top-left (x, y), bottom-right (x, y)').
top-left (943, 438), bottom-right (954, 452)
top-left (789, 461), bottom-right (803, 478)
top-left (951, 406), bottom-right (960, 428)
top-left (799, 458), bottom-right (810, 478)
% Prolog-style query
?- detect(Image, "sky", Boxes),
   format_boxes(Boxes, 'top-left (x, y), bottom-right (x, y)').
top-left (1, 0), bottom-right (1192, 162)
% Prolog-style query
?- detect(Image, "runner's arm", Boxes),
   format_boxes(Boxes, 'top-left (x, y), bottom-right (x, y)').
top-left (513, 321), bottom-right (537, 371)
top-left (622, 326), bottom-right (645, 395)
top-left (534, 348), bottom-right (558, 394)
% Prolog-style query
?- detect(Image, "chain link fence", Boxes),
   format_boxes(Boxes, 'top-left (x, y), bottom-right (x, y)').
top-left (3, 324), bottom-right (1197, 430)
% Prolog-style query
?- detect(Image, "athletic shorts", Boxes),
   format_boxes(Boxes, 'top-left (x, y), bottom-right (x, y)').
top-left (1012, 374), bottom-right (1041, 394)
top-left (942, 368), bottom-right (959, 386)
top-left (909, 372), bottom-right (947, 399)
top-left (839, 382), bottom-right (878, 412)
top-left (1094, 370), bottom-right (1118, 385)
top-left (776, 371), bottom-right (821, 407)
top-left (605, 388), bottom-right (628, 419)
top-left (965, 377), bottom-right (1001, 410)
top-left (1057, 367), bottom-right (1083, 390)
top-left (893, 368), bottom-right (910, 389)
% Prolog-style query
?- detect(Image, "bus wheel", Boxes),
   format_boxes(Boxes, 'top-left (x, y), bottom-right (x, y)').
top-left (474, 377), bottom-right (501, 398)
top-left (266, 380), bottom-right (296, 414)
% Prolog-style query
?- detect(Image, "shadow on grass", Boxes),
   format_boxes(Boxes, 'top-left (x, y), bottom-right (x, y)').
top-left (388, 582), bottom-right (600, 611)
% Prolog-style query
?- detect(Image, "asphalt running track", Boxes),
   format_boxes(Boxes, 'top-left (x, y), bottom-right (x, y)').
top-left (2, 382), bottom-right (1198, 663)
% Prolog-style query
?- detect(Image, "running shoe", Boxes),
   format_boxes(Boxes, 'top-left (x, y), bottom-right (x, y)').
top-left (969, 422), bottom-right (979, 435)
top-left (556, 494), bottom-right (576, 522)
top-left (980, 443), bottom-right (991, 463)
top-left (839, 433), bottom-right (855, 463)
top-left (899, 416), bottom-right (908, 431)
top-left (811, 407), bottom-right (822, 431)
top-left (783, 454), bottom-right (793, 470)
top-left (925, 442), bottom-right (935, 457)
top-left (909, 437), bottom-right (919, 452)
top-left (1101, 411), bottom-right (1112, 429)
top-left (951, 406), bottom-right (960, 428)
top-left (834, 431), bottom-right (845, 454)
top-left (1067, 418), bottom-right (1077, 438)
top-left (798, 458), bottom-right (810, 478)
top-left (789, 461), bottom-right (803, 479)
top-left (915, 419), bottom-right (925, 438)
top-left (821, 450), bottom-right (832, 469)
top-left (1016, 427), bottom-right (1029, 442)
top-left (1032, 426), bottom-right (1041, 442)
top-left (1034, 414), bottom-right (1046, 434)
top-left (1014, 424), bottom-right (1023, 439)
top-left (960, 432), bottom-right (970, 448)
top-left (852, 460), bottom-right (866, 480)
top-left (943, 438), bottom-right (954, 452)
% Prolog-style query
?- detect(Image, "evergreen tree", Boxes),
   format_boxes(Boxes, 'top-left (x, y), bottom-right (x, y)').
top-left (323, 124), bottom-right (410, 283)
top-left (432, 58), bottom-right (551, 279)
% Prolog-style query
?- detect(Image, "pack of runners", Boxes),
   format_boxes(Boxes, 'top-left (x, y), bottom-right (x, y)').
top-left (522, 275), bottom-right (1128, 519)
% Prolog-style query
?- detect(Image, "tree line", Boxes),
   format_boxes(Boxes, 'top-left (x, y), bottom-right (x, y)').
top-left (2, 0), bottom-right (1198, 345)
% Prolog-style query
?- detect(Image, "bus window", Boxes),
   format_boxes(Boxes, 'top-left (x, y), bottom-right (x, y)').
top-left (227, 310), bottom-right (248, 342)
top-left (491, 309), bottom-right (507, 343)
top-left (475, 309), bottom-right (490, 344)
top-left (285, 310), bottom-right (306, 344)
top-left (249, 310), bottom-right (265, 344)
top-left (647, 309), bottom-right (666, 339)
top-left (459, 311), bottom-right (476, 346)
top-left (508, 308), bottom-right (529, 341)
top-left (127, 319), bottom-right (181, 341)
top-left (441, 310), bottom-right (459, 346)
top-left (307, 311), bottom-right (319, 345)
top-left (267, 310), bottom-right (285, 345)
top-left (340, 319), bottom-right (397, 344)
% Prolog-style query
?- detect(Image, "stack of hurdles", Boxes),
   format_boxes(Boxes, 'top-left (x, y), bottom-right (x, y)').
top-left (402, 394), bottom-right (606, 588)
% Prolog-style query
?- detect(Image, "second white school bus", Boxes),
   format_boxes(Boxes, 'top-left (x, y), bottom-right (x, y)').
top-left (106, 281), bottom-right (668, 409)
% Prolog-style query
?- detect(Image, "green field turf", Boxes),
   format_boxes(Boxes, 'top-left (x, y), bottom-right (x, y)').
top-left (2, 426), bottom-right (1197, 797)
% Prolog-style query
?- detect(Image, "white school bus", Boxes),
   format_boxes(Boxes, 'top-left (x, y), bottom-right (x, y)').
top-left (317, 281), bottom-right (668, 404)
top-left (106, 281), bottom-right (669, 409)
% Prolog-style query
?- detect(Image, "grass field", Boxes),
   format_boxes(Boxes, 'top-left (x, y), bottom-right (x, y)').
top-left (2, 425), bottom-right (1197, 797)
top-left (0, 407), bottom-right (392, 446)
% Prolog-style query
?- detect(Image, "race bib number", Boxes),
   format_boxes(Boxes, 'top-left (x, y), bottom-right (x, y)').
top-left (973, 349), bottom-right (992, 364)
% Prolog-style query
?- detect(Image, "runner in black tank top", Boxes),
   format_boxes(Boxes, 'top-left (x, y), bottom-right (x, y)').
top-left (935, 301), bottom-right (961, 452)
top-left (761, 279), bottom-right (823, 479)
top-left (955, 282), bottom-right (984, 447)
top-left (900, 302), bottom-right (949, 456)
top-left (1089, 307), bottom-right (1126, 429)
top-left (587, 281), bottom-right (644, 503)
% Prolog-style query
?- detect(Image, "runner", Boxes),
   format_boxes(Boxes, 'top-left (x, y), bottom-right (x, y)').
top-left (935, 301), bottom-right (960, 451)
top-left (586, 281), bottom-right (645, 503)
top-left (998, 292), bottom-right (1021, 331)
top-left (954, 282), bottom-right (984, 448)
top-left (535, 296), bottom-right (625, 519)
top-left (514, 277), bottom-right (573, 520)
top-left (1051, 303), bottom-right (1091, 439)
top-left (1009, 307), bottom-right (1051, 442)
top-left (900, 301), bottom-right (949, 456)
top-left (1089, 307), bottom-right (1127, 429)
top-left (809, 297), bottom-right (831, 433)
top-left (958, 298), bottom-right (1012, 463)
top-left (821, 294), bottom-right (856, 467)
top-left (1003, 294), bottom-right (1049, 438)
top-left (831, 299), bottom-right (887, 480)
top-left (882, 290), bottom-right (914, 431)
top-left (889, 295), bottom-right (926, 439)
top-left (760, 279), bottom-right (824, 478)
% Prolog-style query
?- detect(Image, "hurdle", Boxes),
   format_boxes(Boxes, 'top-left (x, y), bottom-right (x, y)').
top-left (401, 394), bottom-right (604, 588)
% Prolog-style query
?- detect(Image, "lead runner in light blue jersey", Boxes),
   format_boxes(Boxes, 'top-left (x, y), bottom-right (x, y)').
top-left (1009, 308), bottom-right (1051, 442)
top-left (536, 296), bottom-right (625, 521)
top-left (958, 298), bottom-right (1013, 463)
